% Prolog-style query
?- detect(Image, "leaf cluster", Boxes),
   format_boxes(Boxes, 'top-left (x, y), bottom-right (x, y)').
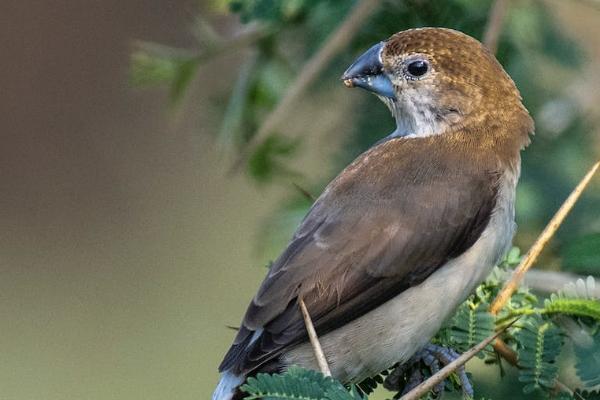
top-left (241, 366), bottom-right (366, 399)
top-left (240, 249), bottom-right (600, 399)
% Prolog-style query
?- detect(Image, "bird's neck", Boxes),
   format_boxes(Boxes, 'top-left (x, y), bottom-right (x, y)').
top-left (381, 96), bottom-right (449, 139)
top-left (385, 99), bottom-right (533, 151)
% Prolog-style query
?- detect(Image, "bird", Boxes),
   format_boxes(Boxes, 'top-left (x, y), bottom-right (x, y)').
top-left (212, 27), bottom-right (533, 400)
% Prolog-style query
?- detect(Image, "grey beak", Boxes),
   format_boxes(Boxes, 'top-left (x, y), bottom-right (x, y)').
top-left (341, 42), bottom-right (395, 100)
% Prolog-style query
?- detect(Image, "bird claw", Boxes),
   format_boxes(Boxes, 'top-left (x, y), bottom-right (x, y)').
top-left (383, 343), bottom-right (474, 399)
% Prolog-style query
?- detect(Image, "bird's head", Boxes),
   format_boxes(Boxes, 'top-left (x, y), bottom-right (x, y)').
top-left (342, 28), bottom-right (533, 140)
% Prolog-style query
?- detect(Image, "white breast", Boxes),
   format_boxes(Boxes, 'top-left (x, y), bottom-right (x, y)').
top-left (282, 170), bottom-right (518, 383)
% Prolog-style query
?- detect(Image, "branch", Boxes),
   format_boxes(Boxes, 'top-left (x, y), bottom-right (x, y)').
top-left (483, 0), bottom-right (510, 54)
top-left (399, 318), bottom-right (520, 400)
top-left (231, 0), bottom-right (383, 172)
top-left (299, 298), bottom-right (332, 377)
top-left (491, 336), bottom-right (576, 397)
top-left (490, 161), bottom-right (600, 315)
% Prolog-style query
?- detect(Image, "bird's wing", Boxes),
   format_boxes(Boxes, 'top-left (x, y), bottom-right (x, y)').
top-left (219, 136), bottom-right (501, 375)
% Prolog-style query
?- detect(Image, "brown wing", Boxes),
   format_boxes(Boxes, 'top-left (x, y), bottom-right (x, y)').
top-left (219, 136), bottom-right (501, 375)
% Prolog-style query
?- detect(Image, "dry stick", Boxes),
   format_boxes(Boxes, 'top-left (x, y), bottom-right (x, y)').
top-left (299, 298), bottom-right (332, 377)
top-left (482, 1), bottom-right (581, 390)
top-left (484, 162), bottom-right (599, 397)
top-left (483, 0), bottom-right (510, 54)
top-left (231, 0), bottom-right (382, 172)
top-left (490, 161), bottom-right (600, 315)
top-left (492, 337), bottom-right (576, 397)
top-left (399, 318), bottom-right (520, 400)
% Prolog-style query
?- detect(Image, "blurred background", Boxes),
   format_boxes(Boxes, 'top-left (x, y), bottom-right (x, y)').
top-left (1, 0), bottom-right (599, 399)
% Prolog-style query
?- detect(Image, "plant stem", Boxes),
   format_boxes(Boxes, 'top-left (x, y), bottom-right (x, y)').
top-left (299, 298), bottom-right (332, 377)
top-left (483, 0), bottom-right (510, 53)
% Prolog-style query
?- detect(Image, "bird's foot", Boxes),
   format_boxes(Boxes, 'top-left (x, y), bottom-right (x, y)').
top-left (383, 343), bottom-right (473, 399)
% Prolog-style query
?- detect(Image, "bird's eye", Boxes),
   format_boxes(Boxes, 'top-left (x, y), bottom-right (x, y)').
top-left (405, 60), bottom-right (429, 79)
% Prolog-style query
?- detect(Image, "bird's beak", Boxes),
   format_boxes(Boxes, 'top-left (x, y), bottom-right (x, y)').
top-left (341, 42), bottom-right (395, 100)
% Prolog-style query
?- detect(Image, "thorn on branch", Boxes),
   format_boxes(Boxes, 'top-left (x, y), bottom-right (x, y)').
top-left (292, 182), bottom-right (316, 202)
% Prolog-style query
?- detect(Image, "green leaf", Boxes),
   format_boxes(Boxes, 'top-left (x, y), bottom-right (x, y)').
top-left (248, 134), bottom-right (302, 183)
top-left (515, 316), bottom-right (563, 394)
top-left (130, 50), bottom-right (181, 87)
top-left (573, 328), bottom-right (600, 389)
top-left (169, 58), bottom-right (200, 104)
top-left (129, 47), bottom-right (200, 104)
top-left (544, 297), bottom-right (600, 321)
top-left (543, 276), bottom-right (600, 320)
top-left (505, 246), bottom-right (523, 267)
top-left (241, 366), bottom-right (366, 399)
top-left (450, 301), bottom-right (495, 356)
top-left (218, 55), bottom-right (258, 149)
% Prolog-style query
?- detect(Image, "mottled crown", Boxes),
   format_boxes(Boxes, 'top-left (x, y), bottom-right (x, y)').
top-left (383, 28), bottom-right (514, 98)
top-left (383, 28), bottom-right (533, 143)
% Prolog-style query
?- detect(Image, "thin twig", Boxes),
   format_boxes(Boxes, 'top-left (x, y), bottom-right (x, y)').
top-left (492, 338), bottom-right (576, 398)
top-left (483, 0), bottom-right (510, 54)
top-left (490, 161), bottom-right (600, 315)
top-left (299, 298), bottom-right (332, 377)
top-left (231, 0), bottom-right (382, 172)
top-left (292, 182), bottom-right (316, 202)
top-left (399, 318), bottom-right (520, 400)
top-left (492, 338), bottom-right (518, 366)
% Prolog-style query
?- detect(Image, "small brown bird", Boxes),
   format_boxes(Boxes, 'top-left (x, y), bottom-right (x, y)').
top-left (213, 28), bottom-right (533, 400)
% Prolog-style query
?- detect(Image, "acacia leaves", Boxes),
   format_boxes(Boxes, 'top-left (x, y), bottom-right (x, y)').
top-left (515, 317), bottom-right (563, 394)
top-left (238, 262), bottom-right (600, 399)
top-left (450, 301), bottom-right (495, 356)
top-left (242, 366), bottom-right (366, 400)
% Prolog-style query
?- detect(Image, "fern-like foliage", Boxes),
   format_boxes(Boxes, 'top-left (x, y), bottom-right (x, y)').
top-left (241, 366), bottom-right (366, 400)
top-left (573, 329), bottom-right (600, 389)
top-left (545, 276), bottom-right (600, 319)
top-left (236, 268), bottom-right (599, 400)
top-left (544, 294), bottom-right (600, 320)
top-left (450, 301), bottom-right (495, 356)
top-left (515, 316), bottom-right (563, 394)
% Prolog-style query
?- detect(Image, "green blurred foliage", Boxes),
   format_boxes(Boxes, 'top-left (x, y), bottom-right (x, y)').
top-left (562, 233), bottom-right (600, 275)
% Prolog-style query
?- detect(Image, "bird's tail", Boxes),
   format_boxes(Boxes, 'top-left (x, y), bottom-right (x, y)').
top-left (212, 371), bottom-right (244, 400)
